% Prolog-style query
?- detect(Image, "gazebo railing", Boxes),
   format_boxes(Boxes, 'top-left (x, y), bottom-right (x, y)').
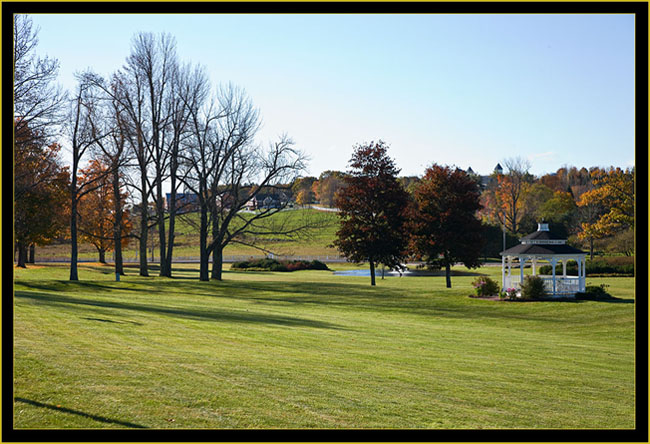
top-left (503, 275), bottom-right (581, 295)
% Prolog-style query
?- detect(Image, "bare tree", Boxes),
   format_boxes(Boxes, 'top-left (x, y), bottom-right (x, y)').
top-left (500, 156), bottom-right (533, 234)
top-left (114, 32), bottom-right (188, 277)
top-left (13, 15), bottom-right (66, 149)
top-left (66, 76), bottom-right (112, 281)
top-left (181, 83), bottom-right (312, 281)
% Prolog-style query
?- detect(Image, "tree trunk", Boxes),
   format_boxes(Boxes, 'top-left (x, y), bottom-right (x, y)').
top-left (16, 242), bottom-right (27, 268)
top-left (28, 244), bottom-right (35, 263)
top-left (163, 190), bottom-right (176, 278)
top-left (381, 265), bottom-right (385, 279)
top-left (589, 237), bottom-right (594, 261)
top-left (139, 198), bottom-right (149, 277)
top-left (445, 262), bottom-right (452, 288)
top-left (369, 260), bottom-right (376, 286)
top-left (70, 192), bottom-right (79, 281)
top-left (98, 248), bottom-right (106, 264)
top-left (112, 168), bottom-right (125, 275)
top-left (157, 179), bottom-right (166, 277)
top-left (163, 151), bottom-right (179, 278)
top-left (199, 207), bottom-right (209, 281)
top-left (211, 245), bottom-right (223, 281)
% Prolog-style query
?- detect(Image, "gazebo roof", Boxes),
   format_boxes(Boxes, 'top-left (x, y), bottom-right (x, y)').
top-left (500, 221), bottom-right (586, 256)
top-left (520, 230), bottom-right (565, 241)
top-left (500, 243), bottom-right (585, 256)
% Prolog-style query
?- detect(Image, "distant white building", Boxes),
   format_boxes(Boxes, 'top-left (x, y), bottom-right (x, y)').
top-left (466, 164), bottom-right (504, 189)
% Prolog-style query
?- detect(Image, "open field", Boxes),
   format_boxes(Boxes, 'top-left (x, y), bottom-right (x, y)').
top-left (13, 262), bottom-right (635, 429)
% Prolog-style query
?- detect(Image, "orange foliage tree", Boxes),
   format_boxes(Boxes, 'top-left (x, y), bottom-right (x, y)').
top-left (77, 159), bottom-right (132, 263)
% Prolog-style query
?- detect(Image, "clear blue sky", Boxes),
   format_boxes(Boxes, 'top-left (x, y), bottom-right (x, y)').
top-left (28, 13), bottom-right (635, 178)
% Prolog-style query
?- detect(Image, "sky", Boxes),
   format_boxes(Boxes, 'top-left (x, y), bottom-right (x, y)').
top-left (28, 13), bottom-right (636, 178)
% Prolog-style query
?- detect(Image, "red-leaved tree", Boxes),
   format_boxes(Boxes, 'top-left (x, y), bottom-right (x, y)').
top-left (410, 164), bottom-right (484, 288)
top-left (333, 141), bottom-right (410, 286)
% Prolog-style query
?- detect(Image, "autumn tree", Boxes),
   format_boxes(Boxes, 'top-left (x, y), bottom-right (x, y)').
top-left (578, 167), bottom-right (634, 258)
top-left (77, 160), bottom-right (132, 263)
top-left (14, 127), bottom-right (69, 267)
top-left (292, 176), bottom-right (316, 206)
top-left (333, 141), bottom-right (410, 286)
top-left (313, 171), bottom-right (345, 207)
top-left (410, 165), bottom-right (484, 288)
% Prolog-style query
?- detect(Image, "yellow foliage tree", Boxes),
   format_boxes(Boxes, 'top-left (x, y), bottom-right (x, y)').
top-left (578, 167), bottom-right (634, 237)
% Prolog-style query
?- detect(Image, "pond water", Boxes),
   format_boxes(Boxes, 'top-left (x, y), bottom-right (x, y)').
top-left (333, 269), bottom-right (413, 277)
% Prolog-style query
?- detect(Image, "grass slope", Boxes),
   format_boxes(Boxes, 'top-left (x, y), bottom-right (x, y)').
top-left (13, 263), bottom-right (635, 429)
top-left (34, 208), bottom-right (340, 260)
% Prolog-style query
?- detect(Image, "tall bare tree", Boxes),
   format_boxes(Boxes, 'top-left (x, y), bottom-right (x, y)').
top-left (115, 32), bottom-right (189, 277)
top-left (181, 82), bottom-right (311, 281)
top-left (66, 76), bottom-right (112, 281)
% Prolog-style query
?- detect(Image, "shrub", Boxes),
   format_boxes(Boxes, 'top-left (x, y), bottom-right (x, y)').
top-left (538, 256), bottom-right (634, 277)
top-left (472, 276), bottom-right (500, 297)
top-left (520, 275), bottom-right (547, 300)
top-left (575, 284), bottom-right (615, 301)
top-left (231, 258), bottom-right (330, 272)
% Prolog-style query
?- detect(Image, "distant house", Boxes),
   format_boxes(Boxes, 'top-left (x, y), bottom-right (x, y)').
top-left (165, 193), bottom-right (199, 214)
top-left (249, 192), bottom-right (289, 210)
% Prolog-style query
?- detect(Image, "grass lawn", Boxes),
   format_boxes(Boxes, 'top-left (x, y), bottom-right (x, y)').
top-left (13, 262), bottom-right (635, 429)
top-left (33, 208), bottom-right (341, 261)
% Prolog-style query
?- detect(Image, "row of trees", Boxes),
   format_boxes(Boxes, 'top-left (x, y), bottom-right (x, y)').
top-left (296, 157), bottom-right (635, 260)
top-left (334, 141), bottom-right (483, 288)
top-left (14, 16), bottom-right (320, 281)
top-left (332, 142), bottom-right (635, 287)
top-left (479, 160), bottom-right (635, 258)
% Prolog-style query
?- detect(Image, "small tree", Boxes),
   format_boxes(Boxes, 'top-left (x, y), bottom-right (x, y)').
top-left (410, 164), bottom-right (484, 288)
top-left (333, 141), bottom-right (410, 286)
top-left (77, 159), bottom-right (132, 263)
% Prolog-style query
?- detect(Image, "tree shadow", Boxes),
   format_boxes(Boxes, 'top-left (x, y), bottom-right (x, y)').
top-left (82, 317), bottom-right (144, 325)
top-left (15, 291), bottom-right (346, 330)
top-left (14, 397), bottom-right (147, 428)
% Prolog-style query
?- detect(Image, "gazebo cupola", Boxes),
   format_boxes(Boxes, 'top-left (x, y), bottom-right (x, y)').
top-left (500, 221), bottom-right (586, 297)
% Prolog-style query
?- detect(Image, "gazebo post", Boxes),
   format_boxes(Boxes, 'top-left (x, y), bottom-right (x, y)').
top-left (532, 258), bottom-right (536, 276)
top-left (501, 255), bottom-right (506, 290)
top-left (519, 256), bottom-right (524, 287)
top-left (562, 260), bottom-right (567, 277)
top-left (551, 257), bottom-right (557, 296)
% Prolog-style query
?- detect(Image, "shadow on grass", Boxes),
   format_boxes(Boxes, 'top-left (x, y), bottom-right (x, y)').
top-left (15, 291), bottom-right (345, 330)
top-left (82, 317), bottom-right (144, 325)
top-left (14, 397), bottom-right (147, 428)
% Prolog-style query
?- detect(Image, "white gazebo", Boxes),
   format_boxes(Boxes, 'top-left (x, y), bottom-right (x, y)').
top-left (500, 222), bottom-right (586, 298)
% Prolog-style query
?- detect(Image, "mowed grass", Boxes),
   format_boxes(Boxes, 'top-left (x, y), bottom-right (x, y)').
top-left (13, 263), bottom-right (635, 429)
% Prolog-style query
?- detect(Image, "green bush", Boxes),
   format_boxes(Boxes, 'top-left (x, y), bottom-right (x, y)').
top-left (231, 258), bottom-right (330, 272)
top-left (575, 284), bottom-right (615, 301)
top-left (538, 256), bottom-right (634, 277)
top-left (520, 275), bottom-right (547, 300)
top-left (471, 276), bottom-right (500, 297)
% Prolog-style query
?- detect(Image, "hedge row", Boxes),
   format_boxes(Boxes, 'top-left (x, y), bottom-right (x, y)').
top-left (231, 258), bottom-right (330, 272)
top-left (538, 256), bottom-right (634, 276)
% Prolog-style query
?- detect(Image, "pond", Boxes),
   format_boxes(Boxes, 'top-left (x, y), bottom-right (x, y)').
top-left (333, 269), bottom-right (413, 277)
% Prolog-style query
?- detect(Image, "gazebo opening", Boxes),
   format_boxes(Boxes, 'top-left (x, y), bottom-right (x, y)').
top-left (500, 222), bottom-right (586, 298)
